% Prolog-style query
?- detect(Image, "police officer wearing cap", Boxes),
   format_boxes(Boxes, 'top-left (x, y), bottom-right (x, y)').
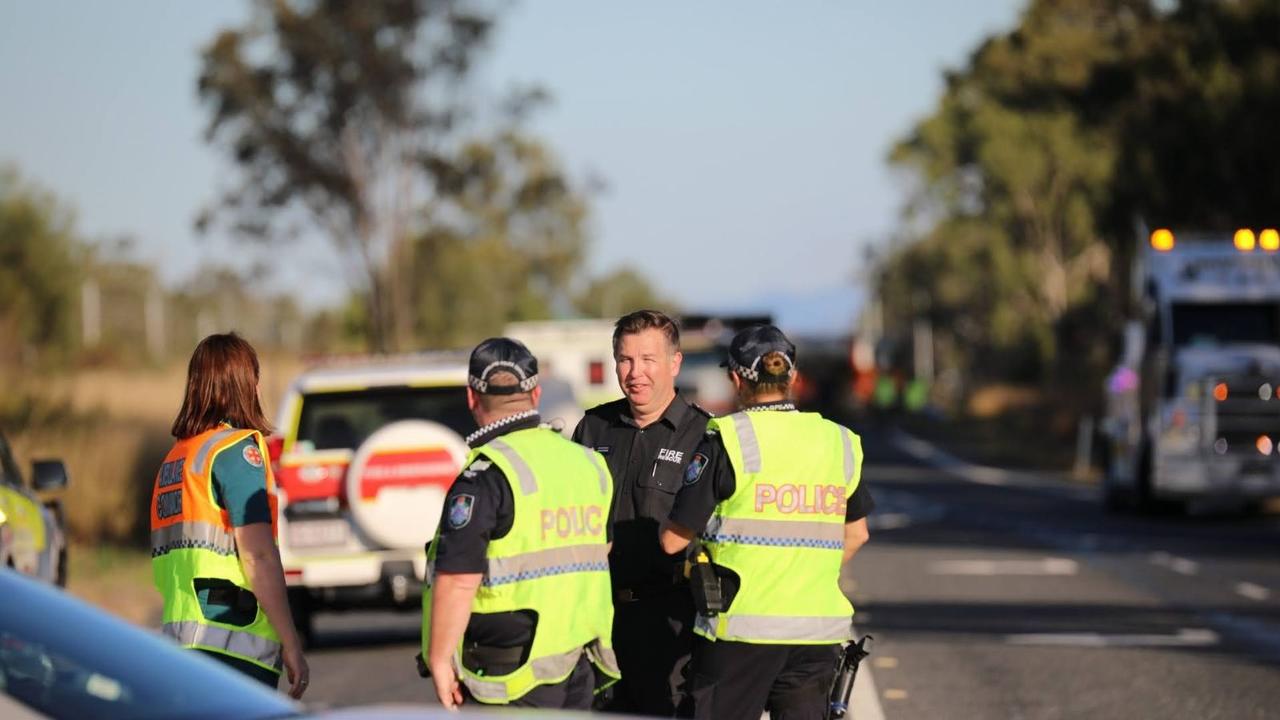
top-left (421, 337), bottom-right (621, 710)
top-left (571, 309), bottom-right (712, 716)
top-left (660, 325), bottom-right (873, 720)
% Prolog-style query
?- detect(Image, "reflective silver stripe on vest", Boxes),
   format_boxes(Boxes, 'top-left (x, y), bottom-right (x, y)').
top-left (582, 446), bottom-right (608, 494)
top-left (841, 428), bottom-right (855, 484)
top-left (162, 621), bottom-right (282, 669)
top-left (584, 639), bottom-right (620, 677)
top-left (707, 614), bottom-right (854, 643)
top-left (483, 543), bottom-right (610, 587)
top-left (702, 516), bottom-right (844, 550)
top-left (461, 645), bottom-right (588, 702)
top-left (194, 428), bottom-right (240, 476)
top-left (151, 520), bottom-right (237, 558)
top-left (487, 439), bottom-right (538, 495)
top-left (730, 412), bottom-right (762, 473)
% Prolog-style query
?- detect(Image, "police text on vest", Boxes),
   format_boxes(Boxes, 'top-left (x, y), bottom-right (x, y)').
top-left (541, 505), bottom-right (604, 540)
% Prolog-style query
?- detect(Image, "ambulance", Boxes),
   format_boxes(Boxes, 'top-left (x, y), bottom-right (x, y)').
top-left (268, 353), bottom-right (581, 642)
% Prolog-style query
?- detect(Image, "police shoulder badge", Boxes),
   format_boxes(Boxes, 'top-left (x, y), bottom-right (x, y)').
top-left (242, 444), bottom-right (264, 468)
top-left (447, 494), bottom-right (475, 529)
top-left (684, 452), bottom-right (709, 485)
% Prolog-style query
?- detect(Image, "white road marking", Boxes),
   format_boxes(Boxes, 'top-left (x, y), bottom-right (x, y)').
top-left (883, 688), bottom-right (909, 700)
top-left (928, 557), bottom-right (1078, 576)
top-left (872, 656), bottom-right (899, 669)
top-left (1150, 551), bottom-right (1199, 575)
top-left (1006, 627), bottom-right (1219, 648)
top-left (870, 512), bottom-right (913, 530)
top-left (852, 664), bottom-right (886, 720)
top-left (1236, 582), bottom-right (1271, 601)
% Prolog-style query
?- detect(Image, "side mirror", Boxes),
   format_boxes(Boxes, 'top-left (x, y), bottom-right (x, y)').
top-left (31, 460), bottom-right (69, 492)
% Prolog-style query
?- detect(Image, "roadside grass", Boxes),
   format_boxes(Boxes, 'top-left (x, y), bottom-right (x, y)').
top-left (5, 355), bottom-right (302, 544)
top-left (5, 356), bottom-right (303, 621)
top-left (66, 542), bottom-right (161, 626)
top-left (897, 384), bottom-right (1084, 473)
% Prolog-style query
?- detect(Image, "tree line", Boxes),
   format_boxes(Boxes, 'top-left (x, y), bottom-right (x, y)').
top-left (1, 0), bottom-right (668, 371)
top-left (877, 0), bottom-right (1280, 412)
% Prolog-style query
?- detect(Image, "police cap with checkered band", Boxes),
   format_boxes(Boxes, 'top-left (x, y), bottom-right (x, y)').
top-left (722, 324), bottom-right (796, 383)
top-left (468, 337), bottom-right (540, 395)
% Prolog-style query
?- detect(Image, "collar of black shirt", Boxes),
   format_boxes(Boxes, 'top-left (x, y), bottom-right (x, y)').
top-left (466, 411), bottom-right (543, 448)
top-left (619, 391), bottom-right (691, 430)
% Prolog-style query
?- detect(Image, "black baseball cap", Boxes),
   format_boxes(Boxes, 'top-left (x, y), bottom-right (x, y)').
top-left (468, 337), bottom-right (539, 395)
top-left (722, 324), bottom-right (796, 382)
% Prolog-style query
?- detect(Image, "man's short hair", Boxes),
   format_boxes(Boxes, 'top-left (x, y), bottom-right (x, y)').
top-left (612, 309), bottom-right (681, 355)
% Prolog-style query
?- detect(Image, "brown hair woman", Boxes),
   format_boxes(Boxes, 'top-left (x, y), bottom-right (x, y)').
top-left (150, 332), bottom-right (309, 698)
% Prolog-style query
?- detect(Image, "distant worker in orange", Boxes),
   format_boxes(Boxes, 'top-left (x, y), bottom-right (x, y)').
top-left (150, 332), bottom-right (309, 698)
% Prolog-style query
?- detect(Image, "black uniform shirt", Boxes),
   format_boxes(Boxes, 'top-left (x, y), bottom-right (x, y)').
top-left (668, 402), bottom-right (875, 535)
top-left (572, 392), bottom-right (711, 590)
top-left (432, 412), bottom-right (614, 647)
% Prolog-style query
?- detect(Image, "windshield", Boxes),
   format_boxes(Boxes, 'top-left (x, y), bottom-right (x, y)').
top-left (295, 385), bottom-right (474, 451)
top-left (1171, 303), bottom-right (1280, 347)
top-left (0, 571), bottom-right (297, 720)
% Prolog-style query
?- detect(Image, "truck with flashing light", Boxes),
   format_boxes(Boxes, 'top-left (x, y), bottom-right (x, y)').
top-left (1101, 226), bottom-right (1280, 511)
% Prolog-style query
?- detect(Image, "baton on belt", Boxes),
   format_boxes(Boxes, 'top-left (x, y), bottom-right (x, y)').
top-left (826, 634), bottom-right (872, 720)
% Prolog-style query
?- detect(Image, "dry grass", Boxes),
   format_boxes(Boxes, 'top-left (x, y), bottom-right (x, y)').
top-left (5, 355), bottom-right (302, 544)
top-left (4, 356), bottom-right (302, 621)
top-left (66, 542), bottom-right (161, 626)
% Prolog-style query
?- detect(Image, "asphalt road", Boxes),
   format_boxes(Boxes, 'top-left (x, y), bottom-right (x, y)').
top-left (299, 426), bottom-right (1280, 718)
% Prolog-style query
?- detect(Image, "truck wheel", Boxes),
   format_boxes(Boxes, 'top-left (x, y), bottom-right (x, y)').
top-left (1101, 444), bottom-right (1133, 513)
top-left (56, 545), bottom-right (68, 587)
top-left (1132, 447), bottom-right (1153, 513)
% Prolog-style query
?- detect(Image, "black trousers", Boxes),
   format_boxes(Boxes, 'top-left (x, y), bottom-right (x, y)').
top-left (605, 590), bottom-right (695, 716)
top-left (462, 652), bottom-right (595, 709)
top-left (688, 638), bottom-right (840, 720)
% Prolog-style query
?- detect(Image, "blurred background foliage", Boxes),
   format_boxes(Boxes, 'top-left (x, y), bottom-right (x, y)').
top-left (878, 0), bottom-right (1280, 415)
top-left (3, 0), bottom-right (1279, 544)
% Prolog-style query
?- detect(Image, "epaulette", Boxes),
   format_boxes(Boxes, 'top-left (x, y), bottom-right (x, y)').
top-left (689, 402), bottom-right (713, 419)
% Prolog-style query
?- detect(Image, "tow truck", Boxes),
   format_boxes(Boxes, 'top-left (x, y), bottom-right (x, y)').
top-left (1101, 226), bottom-right (1280, 511)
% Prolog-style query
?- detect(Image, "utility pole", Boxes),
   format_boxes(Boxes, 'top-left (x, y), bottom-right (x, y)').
top-left (82, 278), bottom-right (101, 347)
top-left (145, 284), bottom-right (165, 360)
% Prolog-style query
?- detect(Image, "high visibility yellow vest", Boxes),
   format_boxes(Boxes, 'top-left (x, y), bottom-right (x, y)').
top-left (150, 426), bottom-right (283, 673)
top-left (697, 410), bottom-right (861, 644)
top-left (422, 427), bottom-right (620, 703)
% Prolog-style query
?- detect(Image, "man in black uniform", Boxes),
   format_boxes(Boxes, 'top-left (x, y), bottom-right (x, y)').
top-left (572, 309), bottom-right (710, 716)
top-left (423, 338), bottom-right (618, 710)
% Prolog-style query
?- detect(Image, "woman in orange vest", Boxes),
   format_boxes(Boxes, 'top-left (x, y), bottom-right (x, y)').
top-left (150, 332), bottom-right (309, 698)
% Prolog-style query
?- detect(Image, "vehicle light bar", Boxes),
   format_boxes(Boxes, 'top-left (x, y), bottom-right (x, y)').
top-left (1234, 228), bottom-right (1257, 252)
top-left (1150, 228), bottom-right (1175, 252)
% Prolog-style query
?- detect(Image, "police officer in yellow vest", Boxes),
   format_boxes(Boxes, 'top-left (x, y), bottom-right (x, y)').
top-left (660, 325), bottom-right (871, 720)
top-left (422, 337), bottom-right (621, 709)
top-left (150, 333), bottom-right (309, 698)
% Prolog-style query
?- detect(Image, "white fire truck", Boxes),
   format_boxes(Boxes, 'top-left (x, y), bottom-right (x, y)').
top-left (1101, 226), bottom-right (1280, 511)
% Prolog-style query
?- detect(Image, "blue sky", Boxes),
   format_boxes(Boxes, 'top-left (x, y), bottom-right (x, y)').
top-left (0, 1), bottom-right (1024, 336)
